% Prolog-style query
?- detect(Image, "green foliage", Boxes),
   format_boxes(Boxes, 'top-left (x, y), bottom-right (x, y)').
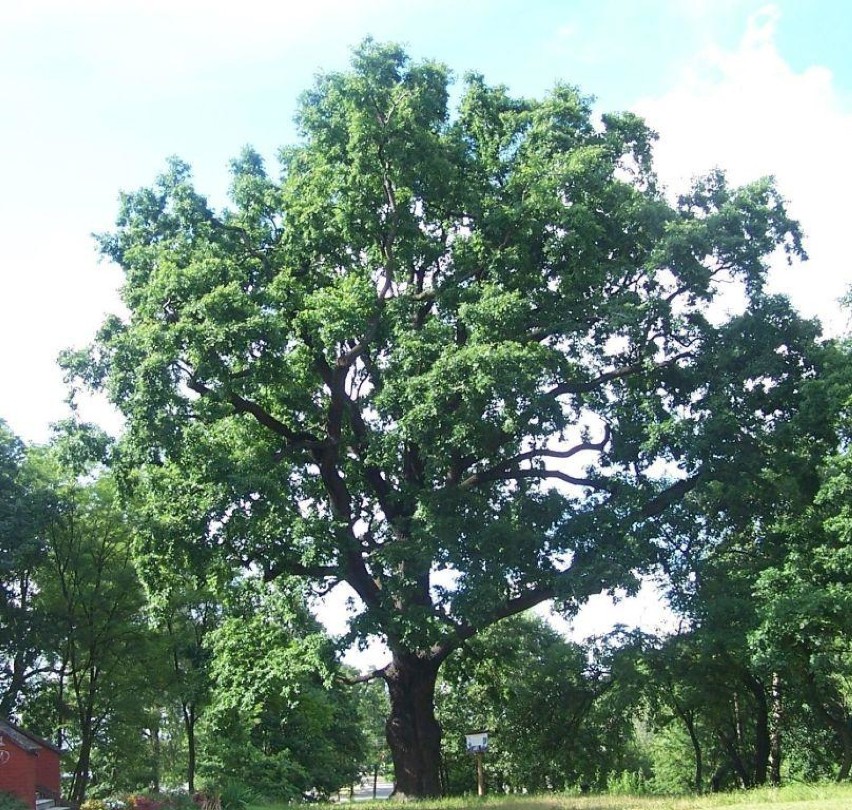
top-left (350, 678), bottom-right (391, 780)
top-left (438, 615), bottom-right (644, 794)
top-left (0, 420), bottom-right (54, 714)
top-left (66, 36), bottom-right (817, 648)
top-left (199, 577), bottom-right (366, 800)
top-left (63, 39), bottom-right (821, 794)
top-left (0, 792), bottom-right (29, 810)
top-left (7, 425), bottom-right (164, 803)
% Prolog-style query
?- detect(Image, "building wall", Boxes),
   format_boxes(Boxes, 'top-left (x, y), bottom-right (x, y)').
top-left (0, 739), bottom-right (38, 809)
top-left (33, 748), bottom-right (60, 798)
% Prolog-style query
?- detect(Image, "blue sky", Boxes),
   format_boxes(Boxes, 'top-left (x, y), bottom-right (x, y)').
top-left (2, 0), bottom-right (850, 657)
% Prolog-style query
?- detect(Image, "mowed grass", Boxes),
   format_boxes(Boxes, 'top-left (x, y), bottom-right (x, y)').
top-left (252, 783), bottom-right (852, 810)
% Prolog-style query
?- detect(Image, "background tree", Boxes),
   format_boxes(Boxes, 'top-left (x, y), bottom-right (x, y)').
top-left (0, 421), bottom-right (51, 715)
top-left (3, 423), bottom-right (162, 803)
top-left (200, 576), bottom-right (366, 800)
top-left (437, 614), bottom-right (639, 794)
top-left (350, 678), bottom-right (391, 797)
top-left (642, 339), bottom-right (846, 790)
top-left (749, 338), bottom-right (852, 780)
top-left (65, 40), bottom-right (818, 796)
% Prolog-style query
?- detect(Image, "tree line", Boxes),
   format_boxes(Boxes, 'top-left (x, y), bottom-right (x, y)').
top-left (2, 38), bottom-right (852, 800)
top-left (3, 350), bottom-right (852, 797)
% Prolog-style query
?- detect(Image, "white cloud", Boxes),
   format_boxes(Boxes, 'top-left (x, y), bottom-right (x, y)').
top-left (541, 580), bottom-right (678, 644)
top-left (636, 5), bottom-right (852, 334)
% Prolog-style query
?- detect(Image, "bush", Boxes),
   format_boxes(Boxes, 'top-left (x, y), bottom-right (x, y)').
top-left (0, 792), bottom-right (29, 810)
top-left (606, 770), bottom-right (650, 796)
top-left (126, 796), bottom-right (163, 810)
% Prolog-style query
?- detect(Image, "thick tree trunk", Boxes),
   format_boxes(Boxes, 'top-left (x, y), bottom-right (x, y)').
top-left (384, 653), bottom-right (443, 798)
top-left (152, 719), bottom-right (161, 792)
top-left (836, 725), bottom-right (852, 781)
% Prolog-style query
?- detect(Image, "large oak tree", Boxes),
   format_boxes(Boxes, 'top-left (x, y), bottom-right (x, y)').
top-left (66, 41), bottom-right (819, 796)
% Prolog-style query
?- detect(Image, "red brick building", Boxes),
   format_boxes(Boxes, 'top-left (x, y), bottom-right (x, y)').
top-left (0, 721), bottom-right (61, 809)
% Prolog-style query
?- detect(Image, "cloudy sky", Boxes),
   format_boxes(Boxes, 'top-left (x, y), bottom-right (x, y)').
top-left (2, 0), bottom-right (850, 444)
top-left (2, 0), bottom-right (850, 657)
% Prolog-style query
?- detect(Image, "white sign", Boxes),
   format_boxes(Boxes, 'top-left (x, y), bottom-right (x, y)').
top-left (465, 732), bottom-right (488, 753)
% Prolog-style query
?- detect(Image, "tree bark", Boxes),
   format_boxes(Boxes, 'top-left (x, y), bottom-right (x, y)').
top-left (70, 729), bottom-right (94, 805)
top-left (671, 697), bottom-right (702, 792)
top-left (684, 713), bottom-right (703, 793)
top-left (745, 675), bottom-right (770, 786)
top-left (151, 719), bottom-right (161, 793)
top-left (384, 653), bottom-right (443, 798)
top-left (769, 672), bottom-right (782, 786)
top-left (182, 702), bottom-right (197, 792)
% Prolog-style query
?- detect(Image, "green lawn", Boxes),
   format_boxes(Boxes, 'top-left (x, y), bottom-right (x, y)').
top-left (251, 783), bottom-right (852, 810)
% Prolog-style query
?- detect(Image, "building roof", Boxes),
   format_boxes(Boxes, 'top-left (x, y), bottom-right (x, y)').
top-left (0, 721), bottom-right (61, 755)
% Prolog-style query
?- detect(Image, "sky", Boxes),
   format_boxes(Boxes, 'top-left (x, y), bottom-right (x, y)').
top-left (1, 0), bottom-right (850, 663)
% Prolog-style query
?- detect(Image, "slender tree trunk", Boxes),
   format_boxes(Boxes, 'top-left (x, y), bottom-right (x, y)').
top-left (684, 714), bottom-right (703, 793)
top-left (152, 718), bottom-right (161, 793)
top-left (671, 698), bottom-right (702, 793)
top-left (769, 672), bottom-right (782, 786)
top-left (749, 679), bottom-right (770, 786)
top-left (719, 725), bottom-right (750, 789)
top-left (70, 729), bottom-right (94, 805)
top-left (183, 703), bottom-right (197, 792)
top-left (384, 653), bottom-right (442, 798)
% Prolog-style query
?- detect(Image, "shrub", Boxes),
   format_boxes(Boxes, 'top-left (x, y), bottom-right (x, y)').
top-left (126, 795), bottom-right (163, 810)
top-left (0, 792), bottom-right (29, 810)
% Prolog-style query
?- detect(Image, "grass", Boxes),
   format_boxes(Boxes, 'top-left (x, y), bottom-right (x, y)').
top-left (249, 782), bottom-right (852, 810)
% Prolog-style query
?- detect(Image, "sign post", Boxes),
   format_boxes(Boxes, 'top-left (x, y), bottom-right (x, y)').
top-left (465, 732), bottom-right (488, 797)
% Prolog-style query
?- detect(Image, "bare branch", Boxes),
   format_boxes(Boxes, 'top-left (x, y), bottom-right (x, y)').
top-left (187, 377), bottom-right (321, 448)
top-left (640, 474), bottom-right (703, 518)
top-left (337, 665), bottom-right (389, 685)
top-left (262, 561), bottom-right (340, 582)
top-left (548, 363), bottom-right (643, 397)
top-left (460, 467), bottom-right (611, 491)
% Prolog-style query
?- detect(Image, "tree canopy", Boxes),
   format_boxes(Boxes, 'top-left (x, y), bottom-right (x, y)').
top-left (64, 39), bottom-right (820, 796)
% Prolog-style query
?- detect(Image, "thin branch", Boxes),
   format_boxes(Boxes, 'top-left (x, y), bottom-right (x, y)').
top-left (337, 665), bottom-right (389, 685)
top-left (262, 561), bottom-right (340, 582)
top-left (460, 467), bottom-right (611, 491)
top-left (548, 364), bottom-right (643, 397)
top-left (187, 378), bottom-right (321, 448)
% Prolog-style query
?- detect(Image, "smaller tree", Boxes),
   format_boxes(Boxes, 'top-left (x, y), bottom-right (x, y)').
top-left (350, 679), bottom-right (391, 796)
top-left (0, 421), bottom-right (53, 716)
top-left (20, 428), bottom-right (159, 803)
top-left (200, 577), bottom-right (366, 800)
top-left (437, 614), bottom-right (632, 793)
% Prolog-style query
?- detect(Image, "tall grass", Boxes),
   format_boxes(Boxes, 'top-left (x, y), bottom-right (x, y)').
top-left (249, 782), bottom-right (852, 810)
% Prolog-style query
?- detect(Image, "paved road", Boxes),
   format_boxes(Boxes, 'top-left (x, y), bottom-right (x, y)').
top-left (339, 779), bottom-right (394, 801)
